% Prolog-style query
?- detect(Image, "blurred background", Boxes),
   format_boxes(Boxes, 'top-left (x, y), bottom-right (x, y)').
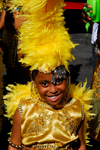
top-left (64, 0), bottom-right (90, 33)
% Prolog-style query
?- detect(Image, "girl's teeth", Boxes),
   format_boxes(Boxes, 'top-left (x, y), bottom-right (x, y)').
top-left (51, 96), bottom-right (56, 99)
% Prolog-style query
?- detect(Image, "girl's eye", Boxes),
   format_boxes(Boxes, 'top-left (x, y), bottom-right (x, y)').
top-left (41, 82), bottom-right (48, 87)
top-left (56, 79), bottom-right (63, 85)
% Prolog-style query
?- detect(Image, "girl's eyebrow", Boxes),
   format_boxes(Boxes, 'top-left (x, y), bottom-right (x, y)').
top-left (38, 80), bottom-right (50, 83)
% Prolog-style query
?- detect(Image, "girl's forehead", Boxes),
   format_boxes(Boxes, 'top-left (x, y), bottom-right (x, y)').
top-left (36, 72), bottom-right (52, 81)
top-left (34, 66), bottom-right (67, 84)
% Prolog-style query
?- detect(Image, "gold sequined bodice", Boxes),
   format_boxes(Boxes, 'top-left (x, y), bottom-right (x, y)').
top-left (19, 98), bottom-right (83, 147)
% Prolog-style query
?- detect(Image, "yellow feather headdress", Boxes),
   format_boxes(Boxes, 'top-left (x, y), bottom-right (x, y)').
top-left (11, 0), bottom-right (77, 73)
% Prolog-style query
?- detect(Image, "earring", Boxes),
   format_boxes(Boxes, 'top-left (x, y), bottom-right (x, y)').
top-left (34, 87), bottom-right (38, 94)
top-left (31, 81), bottom-right (33, 97)
top-left (30, 80), bottom-right (40, 106)
top-left (31, 80), bottom-right (38, 96)
top-left (65, 73), bottom-right (71, 99)
top-left (67, 75), bottom-right (71, 85)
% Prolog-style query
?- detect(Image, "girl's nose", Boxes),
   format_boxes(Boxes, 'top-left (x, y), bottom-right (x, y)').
top-left (49, 83), bottom-right (58, 93)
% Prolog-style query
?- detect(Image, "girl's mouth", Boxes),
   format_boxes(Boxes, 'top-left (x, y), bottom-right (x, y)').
top-left (47, 94), bottom-right (61, 102)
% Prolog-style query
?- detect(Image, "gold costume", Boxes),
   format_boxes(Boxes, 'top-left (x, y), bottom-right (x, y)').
top-left (4, 81), bottom-right (93, 149)
top-left (19, 97), bottom-right (83, 147)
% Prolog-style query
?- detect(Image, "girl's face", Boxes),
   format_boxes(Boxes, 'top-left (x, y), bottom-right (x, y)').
top-left (34, 71), bottom-right (67, 107)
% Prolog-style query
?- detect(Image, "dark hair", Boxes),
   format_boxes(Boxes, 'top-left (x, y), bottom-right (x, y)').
top-left (32, 70), bottom-right (38, 81)
top-left (2, 0), bottom-right (7, 3)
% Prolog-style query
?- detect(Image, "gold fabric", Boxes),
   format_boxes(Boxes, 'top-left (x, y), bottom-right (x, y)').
top-left (24, 138), bottom-right (79, 150)
top-left (19, 98), bottom-right (83, 147)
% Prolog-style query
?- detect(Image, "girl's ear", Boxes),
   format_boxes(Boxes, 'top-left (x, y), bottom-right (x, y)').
top-left (33, 81), bottom-right (37, 88)
top-left (30, 71), bottom-right (37, 88)
top-left (30, 71), bottom-right (33, 81)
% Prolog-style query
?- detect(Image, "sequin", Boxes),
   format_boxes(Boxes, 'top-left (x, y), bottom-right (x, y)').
top-left (58, 110), bottom-right (77, 135)
top-left (27, 111), bottom-right (51, 135)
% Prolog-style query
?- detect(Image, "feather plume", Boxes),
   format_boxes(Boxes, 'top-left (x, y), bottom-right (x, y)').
top-left (4, 83), bottom-right (31, 120)
top-left (3, 82), bottom-right (40, 120)
top-left (11, 0), bottom-right (77, 73)
top-left (69, 79), bottom-right (94, 143)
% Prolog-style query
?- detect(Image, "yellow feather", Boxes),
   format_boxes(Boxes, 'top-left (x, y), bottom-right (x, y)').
top-left (11, 0), bottom-right (77, 73)
top-left (69, 80), bottom-right (94, 144)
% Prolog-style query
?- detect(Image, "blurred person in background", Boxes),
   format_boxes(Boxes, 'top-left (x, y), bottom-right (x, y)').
top-left (0, 0), bottom-right (30, 84)
top-left (0, 1), bottom-right (30, 149)
top-left (82, 3), bottom-right (98, 73)
top-left (82, 2), bottom-right (100, 150)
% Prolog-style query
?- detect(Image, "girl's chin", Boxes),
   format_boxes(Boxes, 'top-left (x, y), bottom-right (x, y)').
top-left (46, 98), bottom-right (61, 107)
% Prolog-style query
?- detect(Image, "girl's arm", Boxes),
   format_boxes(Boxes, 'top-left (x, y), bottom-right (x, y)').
top-left (14, 15), bottom-right (26, 30)
top-left (78, 121), bottom-right (86, 150)
top-left (82, 3), bottom-right (92, 24)
top-left (8, 108), bottom-right (22, 150)
top-left (0, 9), bottom-right (6, 29)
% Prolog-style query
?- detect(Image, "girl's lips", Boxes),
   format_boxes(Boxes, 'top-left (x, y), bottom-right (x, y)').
top-left (47, 94), bottom-right (60, 102)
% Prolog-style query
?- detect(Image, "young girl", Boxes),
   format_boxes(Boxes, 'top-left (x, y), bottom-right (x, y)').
top-left (0, 0), bottom-right (28, 85)
top-left (4, 66), bottom-right (92, 150)
top-left (4, 0), bottom-right (93, 150)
